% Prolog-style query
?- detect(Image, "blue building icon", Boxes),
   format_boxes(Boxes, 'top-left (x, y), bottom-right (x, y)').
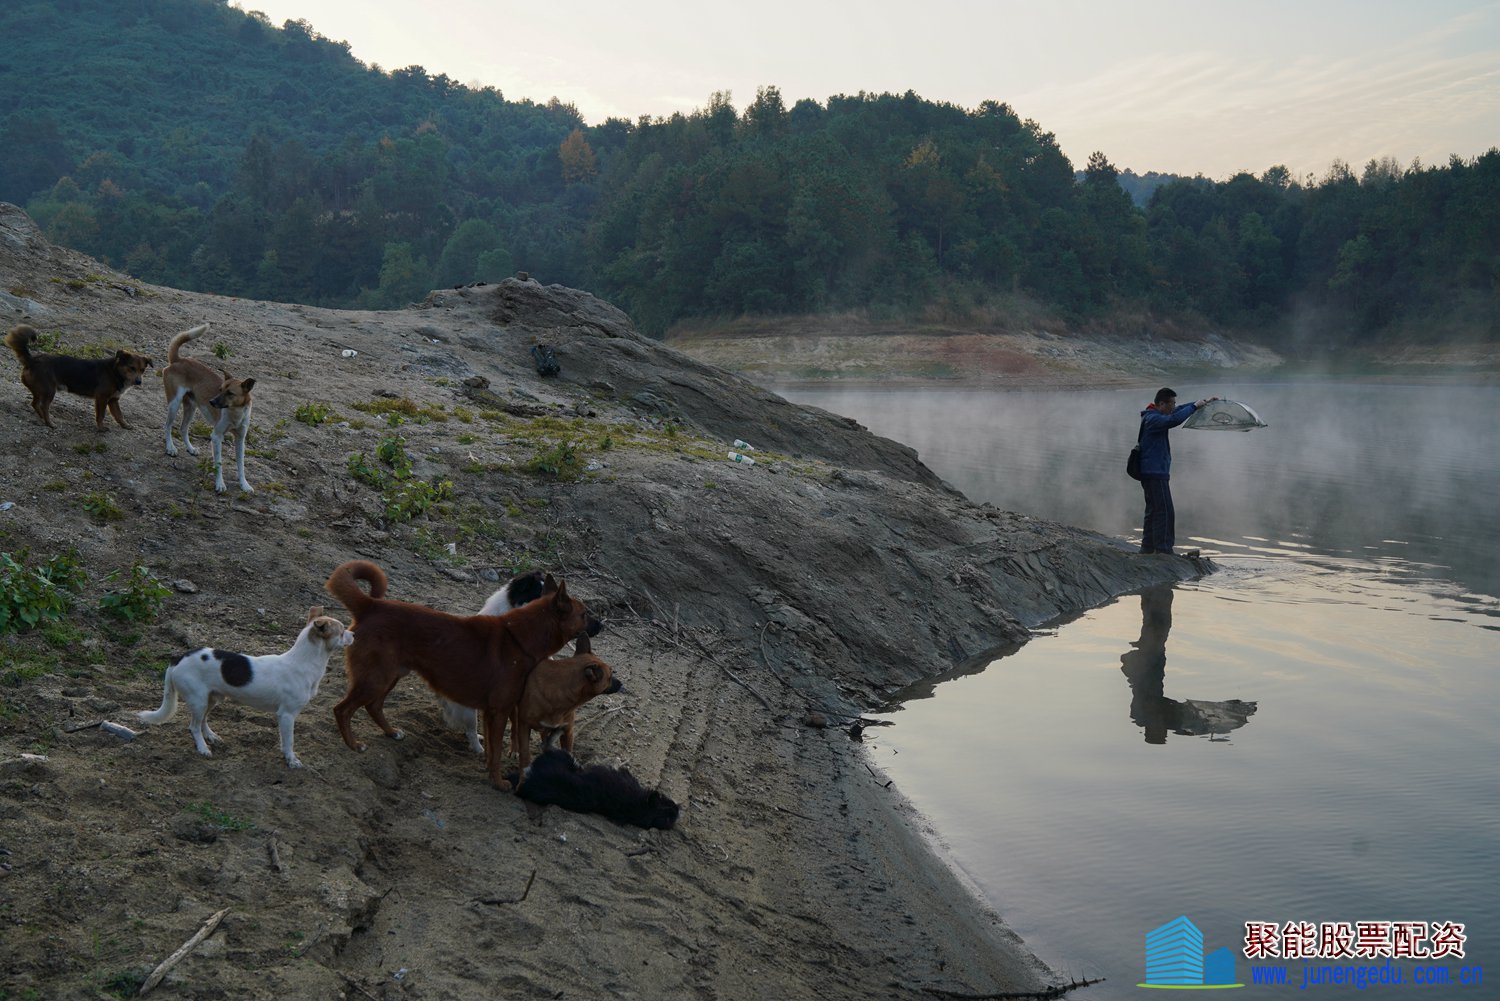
top-left (1204, 947), bottom-right (1236, 985)
top-left (1140, 917), bottom-right (1242, 989)
top-left (1145, 915), bottom-right (1204, 984)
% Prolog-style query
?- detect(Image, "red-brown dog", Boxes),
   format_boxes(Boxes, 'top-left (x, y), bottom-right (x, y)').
top-left (324, 559), bottom-right (596, 789)
top-left (511, 630), bottom-right (622, 777)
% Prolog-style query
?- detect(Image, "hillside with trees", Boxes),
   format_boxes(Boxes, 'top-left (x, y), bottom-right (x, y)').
top-left (3, 0), bottom-right (1496, 350)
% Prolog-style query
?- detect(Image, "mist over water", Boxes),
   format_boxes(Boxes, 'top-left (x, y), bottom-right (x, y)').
top-left (782, 378), bottom-right (1500, 1000)
top-left (786, 381), bottom-right (1500, 599)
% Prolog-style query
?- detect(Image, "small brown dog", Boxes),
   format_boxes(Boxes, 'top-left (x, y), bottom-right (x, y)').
top-left (161, 323), bottom-right (256, 493)
top-left (511, 630), bottom-right (622, 777)
top-left (6, 324), bottom-right (153, 430)
top-left (325, 559), bottom-right (598, 789)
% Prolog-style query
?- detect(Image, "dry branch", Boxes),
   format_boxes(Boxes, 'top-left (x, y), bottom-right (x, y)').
top-left (136, 907), bottom-right (229, 996)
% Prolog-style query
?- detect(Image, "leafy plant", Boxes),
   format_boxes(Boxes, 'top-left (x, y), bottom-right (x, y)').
top-left (523, 441), bottom-right (584, 479)
top-left (347, 452), bottom-right (384, 488)
top-left (0, 549), bottom-right (86, 634)
top-left (384, 477), bottom-right (453, 523)
top-left (294, 401), bottom-right (333, 425)
top-left (99, 564), bottom-right (171, 622)
top-left (82, 491), bottom-right (123, 522)
top-left (349, 435), bottom-right (452, 523)
top-left (376, 433), bottom-right (413, 476)
top-left (211, 341), bottom-right (232, 359)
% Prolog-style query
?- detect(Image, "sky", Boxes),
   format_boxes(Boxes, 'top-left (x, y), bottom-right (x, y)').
top-left (242, 0), bottom-right (1500, 181)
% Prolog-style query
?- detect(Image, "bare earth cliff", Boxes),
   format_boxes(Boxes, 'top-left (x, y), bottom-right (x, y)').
top-left (0, 203), bottom-right (1203, 1000)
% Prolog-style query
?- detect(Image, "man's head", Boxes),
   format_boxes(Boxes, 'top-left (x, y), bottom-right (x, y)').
top-left (1154, 387), bottom-right (1177, 408)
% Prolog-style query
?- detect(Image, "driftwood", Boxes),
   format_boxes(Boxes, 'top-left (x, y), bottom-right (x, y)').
top-left (916, 976), bottom-right (1107, 999)
top-left (136, 907), bottom-right (229, 996)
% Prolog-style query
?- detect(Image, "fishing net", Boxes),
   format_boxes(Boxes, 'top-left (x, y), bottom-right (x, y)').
top-left (1183, 399), bottom-right (1267, 431)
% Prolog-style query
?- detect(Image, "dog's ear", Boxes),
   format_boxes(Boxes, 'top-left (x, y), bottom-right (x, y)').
top-left (308, 605), bottom-right (324, 621)
top-left (551, 579), bottom-right (571, 606)
top-left (241, 377), bottom-right (256, 392)
top-left (573, 632), bottom-right (591, 656)
top-left (583, 663), bottom-right (602, 683)
top-left (542, 573), bottom-right (559, 594)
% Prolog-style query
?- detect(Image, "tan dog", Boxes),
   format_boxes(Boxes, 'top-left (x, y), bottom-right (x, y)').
top-left (325, 559), bottom-right (599, 790)
top-left (511, 630), bottom-right (622, 776)
top-left (6, 324), bottom-right (152, 430)
top-left (161, 323), bottom-right (256, 493)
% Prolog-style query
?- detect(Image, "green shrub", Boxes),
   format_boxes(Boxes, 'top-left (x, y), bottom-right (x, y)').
top-left (347, 452), bottom-right (385, 488)
top-left (82, 491), bottom-right (123, 522)
top-left (99, 564), bottom-right (171, 622)
top-left (349, 435), bottom-right (452, 524)
top-left (294, 401), bottom-right (333, 425)
top-left (524, 441), bottom-right (584, 480)
top-left (376, 434), bottom-right (412, 476)
top-left (0, 549), bottom-right (86, 634)
top-left (384, 478), bottom-right (453, 523)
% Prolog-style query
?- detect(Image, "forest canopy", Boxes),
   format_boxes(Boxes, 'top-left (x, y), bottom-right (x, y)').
top-left (2, 0), bottom-right (1496, 345)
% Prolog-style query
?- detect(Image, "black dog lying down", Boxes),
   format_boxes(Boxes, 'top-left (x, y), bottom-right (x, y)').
top-left (511, 747), bottom-right (679, 830)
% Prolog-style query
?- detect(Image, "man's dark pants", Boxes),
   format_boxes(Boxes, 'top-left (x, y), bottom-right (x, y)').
top-left (1140, 476), bottom-right (1174, 554)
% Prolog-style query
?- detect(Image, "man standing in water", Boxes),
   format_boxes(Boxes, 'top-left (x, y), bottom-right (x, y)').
top-left (1137, 387), bottom-right (1217, 555)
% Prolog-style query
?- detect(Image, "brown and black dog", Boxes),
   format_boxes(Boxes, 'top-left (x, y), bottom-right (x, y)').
top-left (325, 559), bottom-right (598, 789)
top-left (6, 324), bottom-right (153, 430)
top-left (511, 630), bottom-right (622, 779)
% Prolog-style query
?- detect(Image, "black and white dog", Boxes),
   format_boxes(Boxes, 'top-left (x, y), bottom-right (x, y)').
top-left (137, 607), bottom-right (353, 767)
top-left (510, 735), bottom-right (680, 830)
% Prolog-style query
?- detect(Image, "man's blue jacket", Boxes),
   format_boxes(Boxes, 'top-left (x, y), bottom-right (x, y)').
top-left (1137, 402), bottom-right (1198, 478)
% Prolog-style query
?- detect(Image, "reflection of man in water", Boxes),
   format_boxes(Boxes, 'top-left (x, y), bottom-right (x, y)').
top-left (1119, 586), bottom-right (1257, 744)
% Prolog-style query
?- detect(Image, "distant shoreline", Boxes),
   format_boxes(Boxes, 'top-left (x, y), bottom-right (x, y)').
top-left (756, 364), bottom-right (1500, 395)
top-left (668, 318), bottom-right (1500, 392)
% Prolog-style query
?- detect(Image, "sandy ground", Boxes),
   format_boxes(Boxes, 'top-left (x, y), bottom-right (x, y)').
top-left (1, 202), bottom-right (1210, 1000)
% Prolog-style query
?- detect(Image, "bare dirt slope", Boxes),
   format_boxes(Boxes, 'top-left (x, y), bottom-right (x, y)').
top-left (0, 203), bottom-right (1204, 1000)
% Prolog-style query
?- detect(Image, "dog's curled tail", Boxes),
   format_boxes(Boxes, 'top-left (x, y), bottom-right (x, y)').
top-left (5, 324), bottom-right (38, 363)
top-left (326, 559), bottom-right (389, 618)
top-left (166, 323), bottom-right (210, 365)
top-left (137, 668), bottom-right (179, 725)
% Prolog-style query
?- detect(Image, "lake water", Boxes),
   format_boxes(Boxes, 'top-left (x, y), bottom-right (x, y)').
top-left (782, 381), bottom-right (1499, 1000)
